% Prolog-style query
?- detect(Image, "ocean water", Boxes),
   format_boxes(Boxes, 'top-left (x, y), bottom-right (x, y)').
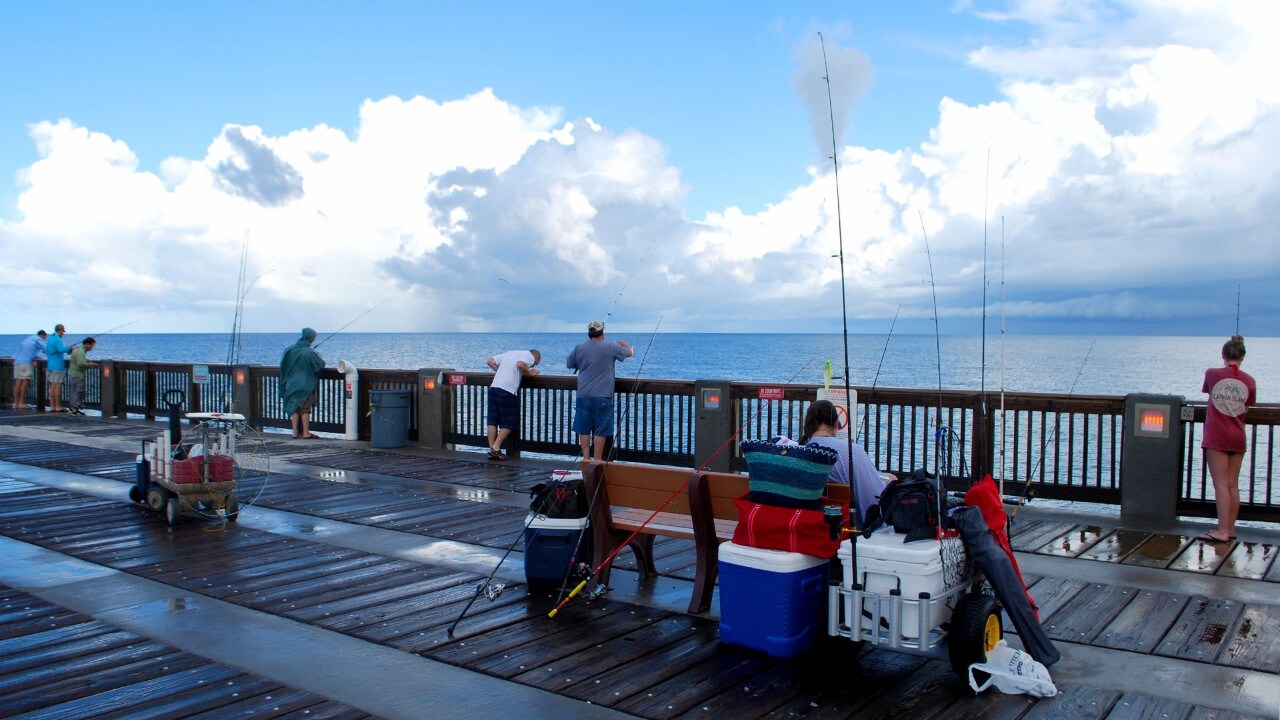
top-left (4, 332), bottom-right (1276, 402)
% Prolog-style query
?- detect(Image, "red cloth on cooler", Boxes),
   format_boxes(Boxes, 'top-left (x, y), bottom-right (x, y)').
top-left (730, 494), bottom-right (848, 559)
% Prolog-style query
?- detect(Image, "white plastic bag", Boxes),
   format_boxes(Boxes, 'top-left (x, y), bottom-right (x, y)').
top-left (968, 640), bottom-right (1058, 698)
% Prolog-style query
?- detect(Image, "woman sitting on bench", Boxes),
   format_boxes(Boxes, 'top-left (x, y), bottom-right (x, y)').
top-left (798, 400), bottom-right (887, 528)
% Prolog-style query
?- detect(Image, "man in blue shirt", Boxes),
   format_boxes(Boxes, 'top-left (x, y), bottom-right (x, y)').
top-left (566, 320), bottom-right (632, 462)
top-left (44, 324), bottom-right (72, 413)
top-left (12, 330), bottom-right (47, 410)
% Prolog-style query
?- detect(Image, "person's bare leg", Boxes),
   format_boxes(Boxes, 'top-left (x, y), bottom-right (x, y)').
top-left (13, 379), bottom-right (27, 408)
top-left (1224, 452), bottom-right (1245, 537)
top-left (494, 427), bottom-right (511, 453)
top-left (290, 412), bottom-right (301, 438)
top-left (579, 434), bottom-right (591, 463)
top-left (1205, 449), bottom-right (1234, 540)
top-left (50, 383), bottom-right (63, 411)
top-left (487, 425), bottom-right (498, 451)
top-left (301, 413), bottom-right (312, 438)
top-left (592, 435), bottom-right (608, 463)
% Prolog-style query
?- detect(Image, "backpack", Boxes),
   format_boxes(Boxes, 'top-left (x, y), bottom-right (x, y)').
top-left (864, 469), bottom-right (943, 543)
top-left (529, 475), bottom-right (588, 519)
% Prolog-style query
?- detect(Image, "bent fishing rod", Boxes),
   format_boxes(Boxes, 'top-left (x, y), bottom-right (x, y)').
top-left (918, 210), bottom-right (953, 477)
top-left (548, 356), bottom-right (820, 619)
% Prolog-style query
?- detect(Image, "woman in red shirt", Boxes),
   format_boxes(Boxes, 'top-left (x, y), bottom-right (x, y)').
top-left (1199, 335), bottom-right (1256, 543)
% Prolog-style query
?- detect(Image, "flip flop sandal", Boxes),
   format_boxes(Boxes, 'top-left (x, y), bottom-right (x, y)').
top-left (1196, 533), bottom-right (1230, 543)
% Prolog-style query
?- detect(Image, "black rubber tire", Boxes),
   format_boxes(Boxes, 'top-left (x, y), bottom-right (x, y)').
top-left (128, 485), bottom-right (143, 503)
top-left (165, 497), bottom-right (183, 526)
top-left (948, 593), bottom-right (1002, 680)
top-left (146, 487), bottom-right (167, 512)
top-left (225, 495), bottom-right (240, 523)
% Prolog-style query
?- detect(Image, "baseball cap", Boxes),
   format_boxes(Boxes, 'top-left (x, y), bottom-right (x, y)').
top-left (588, 320), bottom-right (606, 332)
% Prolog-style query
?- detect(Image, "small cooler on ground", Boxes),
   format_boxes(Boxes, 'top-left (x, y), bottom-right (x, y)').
top-left (718, 541), bottom-right (828, 658)
top-left (839, 529), bottom-right (949, 639)
top-left (523, 514), bottom-right (592, 587)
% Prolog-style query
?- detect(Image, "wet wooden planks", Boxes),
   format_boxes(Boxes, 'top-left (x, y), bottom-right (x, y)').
top-left (0, 585), bottom-right (375, 719)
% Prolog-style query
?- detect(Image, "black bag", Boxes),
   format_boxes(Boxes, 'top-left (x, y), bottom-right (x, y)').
top-left (529, 475), bottom-right (588, 519)
top-left (865, 469), bottom-right (942, 543)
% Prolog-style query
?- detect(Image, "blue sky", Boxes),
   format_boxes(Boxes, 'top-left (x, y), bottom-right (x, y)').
top-left (1, 1), bottom-right (1276, 338)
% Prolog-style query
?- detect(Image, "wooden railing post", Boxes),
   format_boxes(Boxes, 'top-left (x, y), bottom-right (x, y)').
top-left (232, 365), bottom-right (255, 427)
top-left (35, 361), bottom-right (47, 411)
top-left (971, 392), bottom-right (994, 481)
top-left (144, 364), bottom-right (157, 420)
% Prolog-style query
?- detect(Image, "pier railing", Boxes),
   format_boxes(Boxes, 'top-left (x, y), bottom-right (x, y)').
top-left (1, 357), bottom-right (1276, 521)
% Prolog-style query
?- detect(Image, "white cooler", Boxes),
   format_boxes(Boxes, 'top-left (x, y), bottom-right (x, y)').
top-left (838, 529), bottom-right (948, 639)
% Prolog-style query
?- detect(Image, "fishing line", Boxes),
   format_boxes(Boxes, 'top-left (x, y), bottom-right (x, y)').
top-left (602, 235), bottom-right (662, 328)
top-left (858, 305), bottom-right (900, 446)
top-left (313, 292), bottom-right (401, 350)
top-left (553, 314), bottom-right (664, 605)
top-left (1011, 339), bottom-right (1095, 517)
top-left (548, 355), bottom-right (819, 619)
top-left (918, 210), bottom-right (949, 476)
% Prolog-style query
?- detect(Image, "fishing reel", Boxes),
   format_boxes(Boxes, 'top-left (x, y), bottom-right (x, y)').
top-left (477, 580), bottom-right (506, 601)
top-left (586, 584), bottom-right (609, 600)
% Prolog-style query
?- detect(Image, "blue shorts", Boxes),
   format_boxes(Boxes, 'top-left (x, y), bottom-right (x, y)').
top-left (573, 396), bottom-right (615, 437)
top-left (487, 387), bottom-right (518, 429)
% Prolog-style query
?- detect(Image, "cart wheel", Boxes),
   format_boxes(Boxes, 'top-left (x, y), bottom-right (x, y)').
top-left (146, 487), bottom-right (167, 512)
top-left (948, 594), bottom-right (1002, 679)
top-left (165, 497), bottom-right (183, 526)
top-left (128, 485), bottom-right (143, 503)
top-left (225, 495), bottom-right (240, 522)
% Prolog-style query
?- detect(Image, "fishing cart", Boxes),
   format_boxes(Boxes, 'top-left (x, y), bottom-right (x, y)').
top-left (827, 528), bottom-right (1002, 679)
top-left (129, 409), bottom-right (269, 526)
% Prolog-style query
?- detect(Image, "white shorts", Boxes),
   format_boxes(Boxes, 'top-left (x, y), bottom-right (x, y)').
top-left (14, 364), bottom-right (34, 380)
top-left (48, 370), bottom-right (67, 384)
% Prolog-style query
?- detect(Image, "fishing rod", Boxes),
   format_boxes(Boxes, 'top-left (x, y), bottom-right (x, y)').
top-left (552, 314), bottom-right (665, 605)
top-left (603, 234), bottom-right (662, 328)
top-left (999, 216), bottom-right (1007, 495)
top-left (1010, 339), bottom-right (1095, 517)
top-left (313, 292), bottom-right (401, 350)
top-left (818, 32), bottom-right (864, 544)
top-left (858, 305), bottom-right (900, 445)
top-left (549, 356), bottom-right (820, 618)
top-left (918, 210), bottom-right (950, 476)
top-left (447, 471), bottom-right (571, 637)
top-left (1235, 285), bottom-right (1241, 335)
top-left (71, 318), bottom-right (143, 347)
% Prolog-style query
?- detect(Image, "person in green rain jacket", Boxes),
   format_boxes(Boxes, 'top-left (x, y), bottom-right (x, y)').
top-left (280, 328), bottom-right (325, 439)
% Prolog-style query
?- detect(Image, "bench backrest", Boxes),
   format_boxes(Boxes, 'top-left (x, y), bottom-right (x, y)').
top-left (590, 460), bottom-right (851, 522)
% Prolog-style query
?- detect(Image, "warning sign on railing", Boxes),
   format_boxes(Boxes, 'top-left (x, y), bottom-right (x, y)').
top-left (758, 387), bottom-right (785, 400)
top-left (449, 374), bottom-right (467, 385)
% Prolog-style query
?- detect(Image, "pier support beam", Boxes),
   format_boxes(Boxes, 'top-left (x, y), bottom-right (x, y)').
top-left (417, 368), bottom-right (454, 450)
top-left (1120, 394), bottom-right (1185, 526)
top-left (0, 360), bottom-right (12, 408)
top-left (694, 380), bottom-right (733, 473)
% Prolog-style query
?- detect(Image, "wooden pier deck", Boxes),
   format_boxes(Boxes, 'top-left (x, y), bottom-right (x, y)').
top-left (0, 410), bottom-right (1276, 719)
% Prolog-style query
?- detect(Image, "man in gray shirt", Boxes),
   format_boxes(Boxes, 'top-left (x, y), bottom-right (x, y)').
top-left (566, 320), bottom-right (633, 462)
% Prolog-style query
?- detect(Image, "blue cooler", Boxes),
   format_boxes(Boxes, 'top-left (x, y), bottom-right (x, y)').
top-left (523, 514), bottom-right (592, 587)
top-left (718, 541), bottom-right (828, 657)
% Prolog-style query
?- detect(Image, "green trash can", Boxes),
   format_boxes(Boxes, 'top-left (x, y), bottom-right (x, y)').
top-left (369, 389), bottom-right (411, 449)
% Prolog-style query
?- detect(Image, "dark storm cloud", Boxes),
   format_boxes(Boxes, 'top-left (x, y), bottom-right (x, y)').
top-left (213, 127), bottom-right (304, 207)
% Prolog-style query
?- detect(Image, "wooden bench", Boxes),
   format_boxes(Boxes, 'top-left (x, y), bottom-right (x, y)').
top-left (582, 460), bottom-right (852, 614)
